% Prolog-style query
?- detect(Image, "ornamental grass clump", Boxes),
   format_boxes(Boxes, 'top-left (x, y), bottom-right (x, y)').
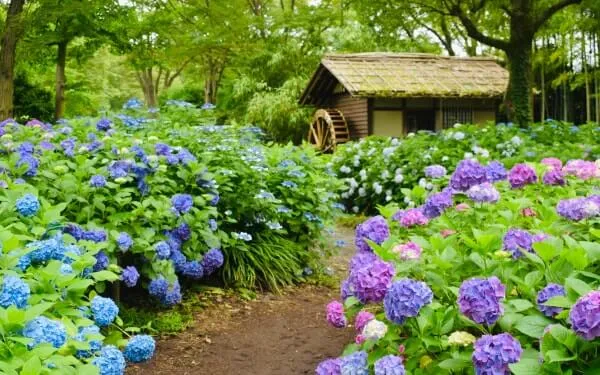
top-left (323, 155), bottom-right (600, 373)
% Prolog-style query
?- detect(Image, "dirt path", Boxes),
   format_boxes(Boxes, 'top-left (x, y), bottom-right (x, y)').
top-left (127, 226), bottom-right (356, 375)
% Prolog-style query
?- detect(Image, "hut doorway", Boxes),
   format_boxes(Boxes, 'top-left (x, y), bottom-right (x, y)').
top-left (404, 110), bottom-right (435, 133)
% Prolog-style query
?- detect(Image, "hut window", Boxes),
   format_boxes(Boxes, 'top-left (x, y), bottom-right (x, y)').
top-left (443, 107), bottom-right (473, 128)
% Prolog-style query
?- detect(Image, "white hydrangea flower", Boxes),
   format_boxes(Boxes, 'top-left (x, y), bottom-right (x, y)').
top-left (424, 154), bottom-right (431, 160)
top-left (453, 123), bottom-right (462, 128)
top-left (511, 136), bottom-right (522, 146)
top-left (381, 170), bottom-right (390, 180)
top-left (348, 178), bottom-right (358, 188)
top-left (358, 187), bottom-right (366, 197)
top-left (373, 183), bottom-right (383, 194)
top-left (464, 152), bottom-right (474, 159)
top-left (418, 178), bottom-right (427, 188)
top-left (352, 206), bottom-right (359, 213)
top-left (442, 156), bottom-right (449, 162)
top-left (394, 174), bottom-right (404, 183)
top-left (390, 138), bottom-right (400, 146)
top-left (359, 169), bottom-right (367, 181)
top-left (453, 132), bottom-right (465, 140)
top-left (340, 165), bottom-right (351, 174)
top-left (385, 195), bottom-right (392, 202)
top-left (407, 132), bottom-right (415, 138)
top-left (362, 320), bottom-right (388, 341)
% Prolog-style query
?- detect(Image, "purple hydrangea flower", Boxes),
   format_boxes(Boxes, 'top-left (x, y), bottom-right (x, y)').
top-left (458, 276), bottom-right (505, 325)
top-left (340, 351), bottom-right (368, 375)
top-left (466, 183), bottom-right (500, 203)
top-left (503, 228), bottom-right (533, 258)
top-left (201, 248), bottom-right (224, 275)
top-left (171, 194), bottom-right (193, 215)
top-left (354, 311), bottom-right (374, 333)
top-left (450, 159), bottom-right (488, 191)
top-left (536, 284), bottom-right (566, 317)
top-left (508, 164), bottom-right (537, 189)
top-left (374, 355), bottom-right (405, 375)
top-left (485, 161), bottom-right (507, 182)
top-left (424, 165), bottom-right (447, 178)
top-left (349, 252), bottom-right (378, 271)
top-left (541, 157), bottom-right (562, 170)
top-left (543, 169), bottom-right (565, 186)
top-left (384, 279), bottom-right (433, 324)
top-left (348, 259), bottom-right (394, 304)
top-left (155, 143), bottom-right (171, 156)
top-left (316, 358), bottom-right (341, 375)
top-left (570, 291), bottom-right (600, 340)
top-left (340, 278), bottom-right (352, 300)
top-left (422, 191), bottom-right (453, 218)
top-left (326, 301), bottom-right (347, 328)
top-left (557, 197), bottom-right (599, 221)
top-left (398, 208), bottom-right (429, 227)
top-left (472, 333), bottom-right (522, 374)
top-left (90, 175), bottom-right (107, 188)
top-left (93, 251), bottom-right (109, 271)
top-left (355, 216), bottom-right (389, 253)
top-left (121, 266), bottom-right (140, 287)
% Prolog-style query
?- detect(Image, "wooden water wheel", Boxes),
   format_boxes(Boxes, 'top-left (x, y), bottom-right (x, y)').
top-left (308, 109), bottom-right (350, 152)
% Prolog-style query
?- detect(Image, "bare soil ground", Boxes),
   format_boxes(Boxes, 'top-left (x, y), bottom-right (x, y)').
top-left (127, 225), bottom-right (356, 375)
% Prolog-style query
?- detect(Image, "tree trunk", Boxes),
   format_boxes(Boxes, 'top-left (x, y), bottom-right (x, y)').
top-left (204, 59), bottom-right (224, 105)
top-left (55, 41), bottom-right (67, 120)
top-left (582, 33), bottom-right (591, 123)
top-left (540, 53), bottom-right (545, 122)
top-left (506, 45), bottom-right (533, 126)
top-left (596, 33), bottom-right (600, 124)
top-left (0, 0), bottom-right (26, 120)
top-left (137, 69), bottom-right (158, 108)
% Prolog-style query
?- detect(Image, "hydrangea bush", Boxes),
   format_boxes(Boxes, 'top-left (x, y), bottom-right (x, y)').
top-left (322, 156), bottom-right (600, 374)
top-left (331, 122), bottom-right (600, 213)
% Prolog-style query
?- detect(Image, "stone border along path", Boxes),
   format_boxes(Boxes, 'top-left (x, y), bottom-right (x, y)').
top-left (127, 225), bottom-right (356, 375)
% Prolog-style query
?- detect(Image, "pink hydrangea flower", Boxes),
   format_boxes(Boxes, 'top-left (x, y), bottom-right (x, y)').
top-left (392, 241), bottom-right (422, 260)
top-left (398, 208), bottom-right (429, 227)
top-left (456, 203), bottom-right (471, 212)
top-left (541, 157), bottom-right (562, 170)
top-left (521, 207), bottom-right (536, 217)
top-left (326, 301), bottom-right (346, 328)
top-left (441, 229), bottom-right (456, 238)
top-left (354, 311), bottom-right (375, 333)
top-left (563, 160), bottom-right (598, 180)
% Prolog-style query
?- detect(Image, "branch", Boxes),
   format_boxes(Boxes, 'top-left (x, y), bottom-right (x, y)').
top-left (533, 0), bottom-right (582, 32)
top-left (449, 2), bottom-right (510, 51)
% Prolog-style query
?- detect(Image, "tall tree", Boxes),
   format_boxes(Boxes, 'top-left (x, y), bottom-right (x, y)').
top-left (0, 0), bottom-right (26, 120)
top-left (406, 0), bottom-right (583, 125)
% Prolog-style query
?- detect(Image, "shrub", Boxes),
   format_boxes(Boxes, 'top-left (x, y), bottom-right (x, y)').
top-left (322, 157), bottom-right (600, 374)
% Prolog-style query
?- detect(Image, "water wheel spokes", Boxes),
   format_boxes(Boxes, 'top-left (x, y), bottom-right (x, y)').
top-left (308, 109), bottom-right (349, 153)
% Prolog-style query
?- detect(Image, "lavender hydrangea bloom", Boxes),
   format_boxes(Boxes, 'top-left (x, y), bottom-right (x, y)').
top-left (90, 175), bottom-right (107, 188)
top-left (424, 165), bottom-right (447, 178)
top-left (422, 191), bottom-right (453, 218)
top-left (340, 278), bottom-right (353, 300)
top-left (472, 333), bottom-right (522, 374)
top-left (121, 266), bottom-right (140, 287)
top-left (201, 248), bottom-right (224, 275)
top-left (466, 183), bottom-right (500, 203)
top-left (563, 159), bottom-right (598, 180)
top-left (374, 355), bottom-right (405, 375)
top-left (349, 259), bottom-right (394, 304)
top-left (116, 232), bottom-right (133, 252)
top-left (349, 252), bottom-right (378, 271)
top-left (316, 358), bottom-right (342, 375)
top-left (458, 277), bottom-right (505, 325)
top-left (384, 279), bottom-right (433, 324)
top-left (503, 228), bottom-right (533, 258)
top-left (543, 169), bottom-right (565, 186)
top-left (93, 251), bottom-right (109, 271)
top-left (450, 159), bottom-right (488, 191)
top-left (541, 157), bottom-right (562, 170)
top-left (340, 351), bottom-right (368, 375)
top-left (508, 164), bottom-right (537, 189)
top-left (61, 138), bottom-right (76, 157)
top-left (326, 301), bottom-right (347, 328)
top-left (355, 216), bottom-right (389, 252)
top-left (155, 143), bottom-right (171, 156)
top-left (557, 197), bottom-right (599, 221)
top-left (171, 194), bottom-right (193, 215)
top-left (485, 161), bottom-right (507, 182)
top-left (108, 160), bottom-right (131, 178)
top-left (570, 291), bottom-right (600, 340)
top-left (536, 284), bottom-right (566, 317)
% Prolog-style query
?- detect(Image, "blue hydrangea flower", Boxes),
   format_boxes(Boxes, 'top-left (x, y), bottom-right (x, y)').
top-left (16, 194), bottom-right (40, 217)
top-left (485, 161), bottom-right (507, 182)
top-left (170, 250), bottom-right (187, 273)
top-left (96, 118), bottom-right (112, 131)
top-left (171, 194), bottom-right (193, 215)
top-left (177, 148), bottom-right (196, 165)
top-left (155, 143), bottom-right (171, 156)
top-left (124, 335), bottom-right (156, 363)
top-left (374, 355), bottom-right (405, 375)
top-left (17, 154), bottom-right (39, 177)
top-left (84, 229), bottom-right (108, 243)
top-left (75, 325), bottom-right (102, 358)
top-left (208, 219), bottom-right (218, 231)
top-left (201, 248), bottom-right (224, 275)
top-left (155, 241), bottom-right (171, 260)
top-left (423, 191), bottom-right (453, 218)
top-left (116, 232), bottom-right (133, 252)
top-left (537, 284), bottom-right (566, 317)
top-left (93, 251), bottom-right (109, 271)
top-left (340, 351), bottom-right (368, 375)
top-left (384, 279), bottom-right (433, 324)
top-left (0, 276), bottom-right (30, 308)
top-left (60, 138), bottom-right (76, 157)
top-left (172, 223), bottom-right (191, 242)
top-left (148, 277), bottom-right (181, 306)
top-left (90, 175), bottom-right (107, 188)
top-left (316, 358), bottom-right (341, 375)
top-left (93, 345), bottom-right (126, 375)
top-left (23, 316), bottom-right (67, 348)
top-left (148, 277), bottom-right (169, 298)
top-left (60, 263), bottom-right (73, 275)
top-left (182, 261), bottom-right (204, 279)
top-left (91, 296), bottom-right (119, 327)
top-left (108, 160), bottom-right (131, 179)
top-left (121, 266), bottom-right (140, 288)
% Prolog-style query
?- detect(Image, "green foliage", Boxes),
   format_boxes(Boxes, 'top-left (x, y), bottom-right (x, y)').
top-left (13, 74), bottom-right (54, 122)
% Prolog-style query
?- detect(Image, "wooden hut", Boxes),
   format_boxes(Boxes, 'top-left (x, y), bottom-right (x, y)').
top-left (299, 53), bottom-right (509, 151)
